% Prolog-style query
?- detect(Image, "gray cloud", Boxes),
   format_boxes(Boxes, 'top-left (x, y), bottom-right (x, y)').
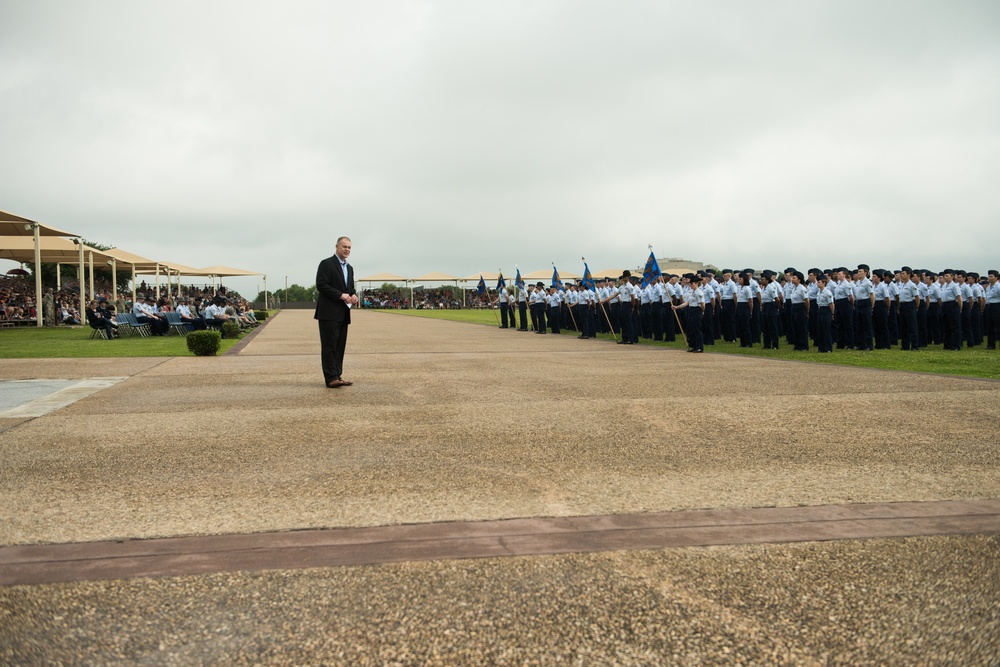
top-left (2, 0), bottom-right (998, 293)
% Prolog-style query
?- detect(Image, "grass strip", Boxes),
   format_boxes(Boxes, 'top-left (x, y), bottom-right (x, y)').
top-left (380, 309), bottom-right (1000, 380)
top-left (0, 326), bottom-right (240, 358)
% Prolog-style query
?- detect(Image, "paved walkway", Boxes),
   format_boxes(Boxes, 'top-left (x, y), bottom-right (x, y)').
top-left (1, 310), bottom-right (997, 665)
top-left (3, 499), bottom-right (998, 586)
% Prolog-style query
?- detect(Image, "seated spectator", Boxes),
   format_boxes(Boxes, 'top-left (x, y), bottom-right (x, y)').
top-left (133, 295), bottom-right (169, 335)
top-left (61, 303), bottom-right (81, 325)
top-left (175, 297), bottom-right (206, 330)
top-left (85, 299), bottom-right (117, 339)
top-left (203, 296), bottom-right (235, 328)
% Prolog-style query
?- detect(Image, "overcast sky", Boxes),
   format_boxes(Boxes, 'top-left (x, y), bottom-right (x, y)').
top-left (2, 1), bottom-right (998, 294)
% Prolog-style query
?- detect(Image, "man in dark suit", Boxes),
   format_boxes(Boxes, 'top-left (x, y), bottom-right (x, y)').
top-left (315, 236), bottom-right (359, 388)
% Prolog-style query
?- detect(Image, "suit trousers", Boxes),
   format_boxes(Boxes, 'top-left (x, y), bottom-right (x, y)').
top-left (318, 319), bottom-right (349, 382)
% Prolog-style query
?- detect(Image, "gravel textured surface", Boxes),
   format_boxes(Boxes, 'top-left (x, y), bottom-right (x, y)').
top-left (1, 311), bottom-right (997, 665)
top-left (2, 535), bottom-right (997, 666)
top-left (1, 311), bottom-right (996, 545)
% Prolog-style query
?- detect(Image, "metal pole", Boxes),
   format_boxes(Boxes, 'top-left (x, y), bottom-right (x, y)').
top-left (263, 276), bottom-right (268, 310)
top-left (88, 250), bottom-right (95, 302)
top-left (32, 223), bottom-right (42, 327)
top-left (56, 263), bottom-right (62, 290)
top-left (77, 238), bottom-right (85, 322)
top-left (110, 259), bottom-right (118, 305)
top-left (155, 263), bottom-right (160, 300)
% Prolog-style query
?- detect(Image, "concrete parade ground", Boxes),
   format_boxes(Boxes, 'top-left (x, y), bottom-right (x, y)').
top-left (1, 310), bottom-right (998, 665)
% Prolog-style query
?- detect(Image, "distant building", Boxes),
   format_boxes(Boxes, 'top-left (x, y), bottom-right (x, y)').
top-left (634, 257), bottom-right (719, 277)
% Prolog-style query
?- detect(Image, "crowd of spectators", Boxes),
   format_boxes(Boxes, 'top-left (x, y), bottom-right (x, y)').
top-left (1, 274), bottom-right (255, 332)
top-left (362, 288), bottom-right (464, 310)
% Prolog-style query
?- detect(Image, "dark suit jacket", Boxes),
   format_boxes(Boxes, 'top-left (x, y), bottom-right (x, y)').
top-left (315, 255), bottom-right (356, 324)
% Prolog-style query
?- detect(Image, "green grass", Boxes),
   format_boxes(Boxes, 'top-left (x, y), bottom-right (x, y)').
top-left (0, 326), bottom-right (241, 358)
top-left (379, 308), bottom-right (1000, 379)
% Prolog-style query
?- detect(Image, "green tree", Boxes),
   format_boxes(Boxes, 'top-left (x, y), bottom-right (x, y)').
top-left (272, 284), bottom-right (317, 302)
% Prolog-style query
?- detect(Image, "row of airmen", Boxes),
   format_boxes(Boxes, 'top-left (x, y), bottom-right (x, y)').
top-left (492, 267), bottom-right (1000, 353)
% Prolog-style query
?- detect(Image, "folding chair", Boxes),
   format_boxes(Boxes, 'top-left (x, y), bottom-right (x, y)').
top-left (165, 311), bottom-right (190, 336)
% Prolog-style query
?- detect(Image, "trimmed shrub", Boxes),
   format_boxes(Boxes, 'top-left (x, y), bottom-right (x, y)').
top-left (186, 330), bottom-right (222, 356)
top-left (255, 310), bottom-right (269, 321)
top-left (221, 321), bottom-right (241, 339)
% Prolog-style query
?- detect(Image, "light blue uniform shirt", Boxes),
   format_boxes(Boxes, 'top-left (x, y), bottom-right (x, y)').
top-left (833, 280), bottom-right (852, 300)
top-left (926, 282), bottom-right (941, 304)
top-left (853, 278), bottom-right (874, 301)
top-left (898, 281), bottom-right (919, 303)
top-left (986, 282), bottom-right (1000, 304)
top-left (761, 283), bottom-right (779, 303)
top-left (817, 285), bottom-right (835, 308)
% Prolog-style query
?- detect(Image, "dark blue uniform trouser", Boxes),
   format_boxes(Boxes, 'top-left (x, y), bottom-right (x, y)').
top-left (899, 301), bottom-right (918, 350)
top-left (927, 302), bottom-right (941, 344)
top-left (703, 301), bottom-right (715, 344)
top-left (651, 302), bottom-right (663, 340)
top-left (609, 303), bottom-right (621, 335)
top-left (721, 300), bottom-right (735, 342)
top-left (762, 301), bottom-right (779, 349)
top-left (942, 301), bottom-right (961, 350)
top-left (835, 299), bottom-right (854, 349)
top-left (917, 303), bottom-right (928, 348)
top-left (808, 299), bottom-right (818, 344)
top-left (619, 302), bottom-right (633, 342)
top-left (888, 301), bottom-right (899, 345)
top-left (574, 304), bottom-right (588, 337)
top-left (663, 302), bottom-right (676, 341)
top-left (791, 303), bottom-right (809, 350)
top-left (549, 306), bottom-right (560, 333)
top-left (985, 303), bottom-right (999, 349)
top-left (736, 302), bottom-right (752, 347)
top-left (686, 307), bottom-right (703, 351)
top-left (971, 303), bottom-right (983, 346)
top-left (962, 303), bottom-right (973, 347)
top-left (874, 302), bottom-right (890, 349)
top-left (855, 302), bottom-right (873, 351)
top-left (518, 301), bottom-right (528, 330)
top-left (817, 307), bottom-right (833, 352)
top-left (499, 302), bottom-right (511, 328)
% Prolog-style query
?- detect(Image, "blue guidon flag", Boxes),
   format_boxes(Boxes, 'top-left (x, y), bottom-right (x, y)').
top-left (641, 252), bottom-right (662, 288)
top-left (552, 266), bottom-right (564, 291)
top-left (582, 262), bottom-right (595, 290)
top-left (477, 275), bottom-right (487, 296)
top-left (496, 272), bottom-right (505, 291)
top-left (515, 268), bottom-right (524, 291)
